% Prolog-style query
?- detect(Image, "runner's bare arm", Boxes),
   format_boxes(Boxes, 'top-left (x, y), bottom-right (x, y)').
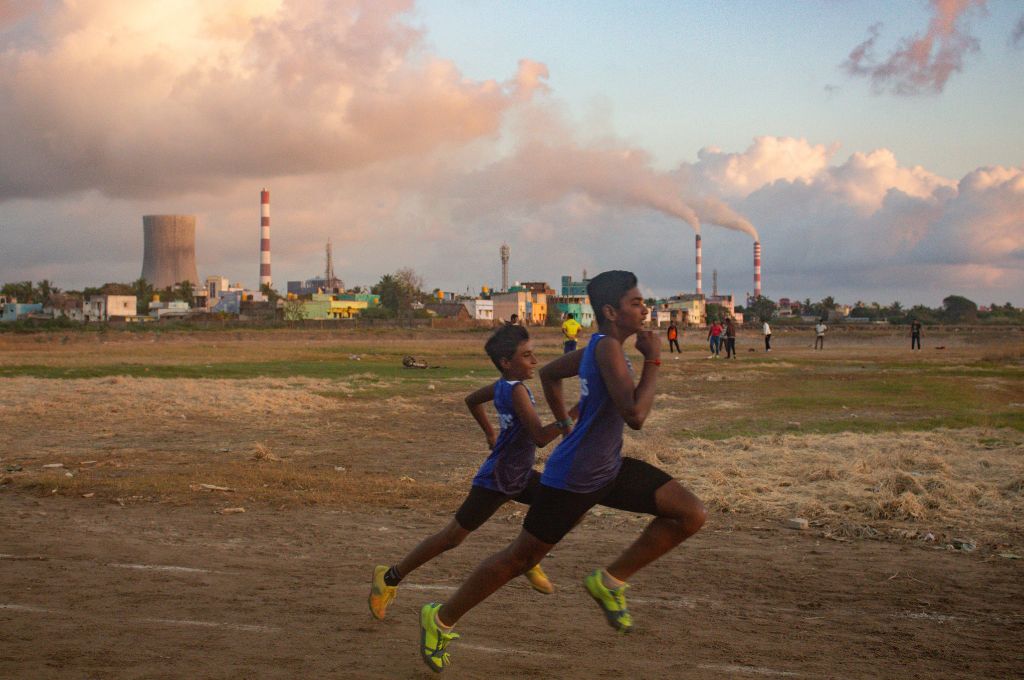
top-left (597, 331), bottom-right (660, 430)
top-left (511, 383), bottom-right (564, 446)
top-left (539, 348), bottom-right (584, 424)
top-left (465, 382), bottom-right (497, 448)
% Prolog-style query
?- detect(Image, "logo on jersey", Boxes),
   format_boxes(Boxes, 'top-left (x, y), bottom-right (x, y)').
top-left (579, 377), bottom-right (589, 398)
top-left (499, 413), bottom-right (515, 430)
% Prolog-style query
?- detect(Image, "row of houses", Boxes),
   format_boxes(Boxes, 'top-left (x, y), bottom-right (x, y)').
top-left (3, 273), bottom-right (745, 327)
top-left (2, 295), bottom-right (137, 323)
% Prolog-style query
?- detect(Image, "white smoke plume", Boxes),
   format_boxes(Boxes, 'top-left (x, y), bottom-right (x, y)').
top-left (455, 141), bottom-right (702, 232)
top-left (843, 0), bottom-right (986, 95)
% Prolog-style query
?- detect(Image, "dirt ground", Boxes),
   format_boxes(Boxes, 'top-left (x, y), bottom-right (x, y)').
top-left (1, 327), bottom-right (1022, 679)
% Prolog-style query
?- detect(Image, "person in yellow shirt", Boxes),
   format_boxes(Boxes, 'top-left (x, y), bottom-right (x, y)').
top-left (561, 313), bottom-right (582, 354)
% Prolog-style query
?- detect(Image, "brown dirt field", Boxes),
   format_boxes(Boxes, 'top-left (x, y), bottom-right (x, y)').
top-left (1, 327), bottom-right (1022, 679)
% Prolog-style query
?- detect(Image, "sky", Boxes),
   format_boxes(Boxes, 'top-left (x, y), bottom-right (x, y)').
top-left (0, 0), bottom-right (1022, 306)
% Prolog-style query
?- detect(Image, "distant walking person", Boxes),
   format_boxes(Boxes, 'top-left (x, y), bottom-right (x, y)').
top-left (667, 322), bottom-right (681, 353)
top-left (561, 313), bottom-right (582, 354)
top-left (763, 320), bottom-right (772, 352)
top-left (814, 320), bottom-right (827, 350)
top-left (724, 318), bottom-right (737, 359)
top-left (707, 320), bottom-right (723, 358)
top-left (910, 318), bottom-right (922, 351)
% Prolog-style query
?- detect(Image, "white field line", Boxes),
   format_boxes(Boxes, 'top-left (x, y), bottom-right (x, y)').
top-left (1, 553), bottom-right (228, 575)
top-left (698, 663), bottom-right (803, 677)
top-left (109, 563), bottom-right (220, 574)
top-left (0, 603), bottom-right (56, 613)
top-left (461, 643), bottom-right (561, 659)
top-left (1, 603), bottom-right (277, 633)
top-left (402, 583), bottom-right (456, 592)
top-left (135, 617), bottom-right (279, 633)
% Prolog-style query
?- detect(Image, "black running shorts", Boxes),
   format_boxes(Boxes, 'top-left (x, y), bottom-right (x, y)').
top-left (454, 470), bottom-right (541, 532)
top-left (522, 457), bottom-right (674, 545)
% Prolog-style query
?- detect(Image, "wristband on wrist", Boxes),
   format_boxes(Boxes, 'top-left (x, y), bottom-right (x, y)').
top-left (556, 417), bottom-right (574, 430)
top-left (644, 359), bottom-right (662, 366)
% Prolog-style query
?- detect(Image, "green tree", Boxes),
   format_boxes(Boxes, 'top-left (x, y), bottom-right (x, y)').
top-left (282, 297), bottom-right (306, 321)
top-left (745, 296), bottom-right (778, 323)
top-left (705, 303), bottom-right (726, 322)
top-left (35, 279), bottom-right (60, 303)
top-left (942, 295), bottom-right (978, 323)
top-left (372, 274), bottom-right (401, 315)
top-left (260, 282), bottom-right (280, 304)
top-left (2, 281), bottom-right (35, 302)
top-left (133, 278), bottom-right (154, 314)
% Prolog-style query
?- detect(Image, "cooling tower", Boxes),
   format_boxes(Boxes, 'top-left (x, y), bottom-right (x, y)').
top-left (753, 241), bottom-right (762, 298)
top-left (141, 215), bottom-right (199, 289)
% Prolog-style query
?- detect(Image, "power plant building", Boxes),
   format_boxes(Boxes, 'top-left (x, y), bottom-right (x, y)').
top-left (141, 215), bottom-right (199, 289)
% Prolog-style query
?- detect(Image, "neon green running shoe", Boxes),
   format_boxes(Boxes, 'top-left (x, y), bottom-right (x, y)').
top-left (583, 569), bottom-right (633, 633)
top-left (368, 565), bottom-right (397, 620)
top-left (419, 603), bottom-right (459, 673)
top-left (524, 564), bottom-right (555, 594)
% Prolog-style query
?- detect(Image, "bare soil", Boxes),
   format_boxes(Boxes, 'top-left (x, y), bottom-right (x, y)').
top-left (1, 328), bottom-right (1021, 679)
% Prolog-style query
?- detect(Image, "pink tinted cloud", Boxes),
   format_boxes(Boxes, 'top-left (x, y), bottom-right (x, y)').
top-left (0, 0), bottom-right (546, 201)
top-left (843, 0), bottom-right (986, 95)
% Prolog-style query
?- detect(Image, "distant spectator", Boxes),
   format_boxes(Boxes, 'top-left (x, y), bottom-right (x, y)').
top-left (506, 313), bottom-right (520, 327)
top-left (910, 318), bottom-right (922, 351)
top-left (561, 313), bottom-right (582, 354)
top-left (707, 319), bottom-right (723, 358)
top-left (667, 322), bottom-right (681, 353)
top-left (724, 318), bottom-right (737, 359)
top-left (814, 320), bottom-right (827, 350)
top-left (763, 320), bottom-right (772, 352)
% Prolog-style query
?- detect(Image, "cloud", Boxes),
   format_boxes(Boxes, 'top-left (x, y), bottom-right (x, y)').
top-left (0, 0), bottom-right (546, 201)
top-left (843, 0), bottom-right (986, 95)
top-left (1011, 15), bottom-right (1024, 48)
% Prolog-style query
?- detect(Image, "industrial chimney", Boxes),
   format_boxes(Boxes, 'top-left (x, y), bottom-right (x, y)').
top-left (141, 215), bottom-right (199, 289)
top-left (500, 243), bottom-right (510, 292)
top-left (260, 189), bottom-right (271, 288)
top-left (753, 241), bottom-right (762, 299)
top-left (695, 234), bottom-right (703, 296)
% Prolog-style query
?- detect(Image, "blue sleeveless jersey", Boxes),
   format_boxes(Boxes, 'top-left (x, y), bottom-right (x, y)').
top-left (541, 333), bottom-right (628, 492)
top-left (471, 379), bottom-right (537, 495)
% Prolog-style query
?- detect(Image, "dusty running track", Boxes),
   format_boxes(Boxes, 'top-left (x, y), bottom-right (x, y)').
top-left (2, 494), bottom-right (1020, 679)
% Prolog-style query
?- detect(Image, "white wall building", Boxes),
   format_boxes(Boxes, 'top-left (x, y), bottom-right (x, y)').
top-left (85, 295), bottom-right (137, 322)
top-left (462, 299), bottom-right (494, 321)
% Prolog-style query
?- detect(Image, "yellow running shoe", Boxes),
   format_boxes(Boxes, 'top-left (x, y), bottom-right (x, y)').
top-left (583, 569), bottom-right (633, 633)
top-left (419, 603), bottom-right (459, 673)
top-left (523, 564), bottom-right (555, 594)
top-left (368, 565), bottom-right (397, 620)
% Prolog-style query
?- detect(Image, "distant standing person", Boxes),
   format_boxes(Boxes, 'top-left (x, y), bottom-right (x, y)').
top-left (763, 320), bottom-right (772, 352)
top-left (724, 318), bottom-right (737, 359)
top-left (561, 313), bottom-right (582, 354)
top-left (707, 319), bottom-right (723, 358)
top-left (814, 320), bottom-right (827, 350)
top-left (910, 318), bottom-right (922, 351)
top-left (667, 322), bottom-right (681, 353)
top-left (507, 313), bottom-right (520, 326)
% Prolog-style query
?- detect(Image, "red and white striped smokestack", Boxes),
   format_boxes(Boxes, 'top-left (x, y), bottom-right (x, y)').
top-left (753, 241), bottom-right (762, 299)
top-left (695, 234), bottom-right (703, 296)
top-left (260, 189), bottom-right (271, 288)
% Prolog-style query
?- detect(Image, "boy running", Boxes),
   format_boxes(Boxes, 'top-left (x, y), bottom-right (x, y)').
top-left (369, 324), bottom-right (574, 620)
top-left (418, 270), bottom-right (707, 672)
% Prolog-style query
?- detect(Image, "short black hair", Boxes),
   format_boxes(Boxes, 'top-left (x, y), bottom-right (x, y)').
top-left (567, 313), bottom-right (574, 319)
top-left (485, 323), bottom-right (529, 370)
top-left (588, 270), bottom-right (638, 325)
